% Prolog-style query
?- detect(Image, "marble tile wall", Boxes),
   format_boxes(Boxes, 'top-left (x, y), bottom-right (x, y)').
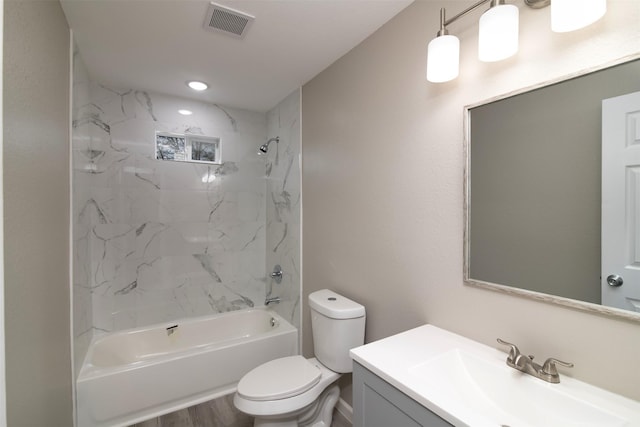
top-left (265, 89), bottom-right (301, 334)
top-left (72, 79), bottom-right (271, 333)
top-left (72, 44), bottom-right (94, 377)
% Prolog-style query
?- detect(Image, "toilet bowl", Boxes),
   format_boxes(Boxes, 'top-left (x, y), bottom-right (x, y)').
top-left (233, 357), bottom-right (340, 427)
top-left (233, 290), bottom-right (365, 427)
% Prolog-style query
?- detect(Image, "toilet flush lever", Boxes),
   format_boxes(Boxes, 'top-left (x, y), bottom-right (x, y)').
top-left (270, 265), bottom-right (283, 284)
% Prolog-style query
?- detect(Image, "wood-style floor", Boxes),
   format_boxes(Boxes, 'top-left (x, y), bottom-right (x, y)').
top-left (131, 394), bottom-right (351, 427)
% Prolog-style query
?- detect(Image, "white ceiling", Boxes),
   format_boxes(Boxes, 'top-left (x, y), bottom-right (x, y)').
top-left (61, 0), bottom-right (414, 112)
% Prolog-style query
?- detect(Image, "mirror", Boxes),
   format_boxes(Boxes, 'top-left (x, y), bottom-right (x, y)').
top-left (464, 56), bottom-right (640, 322)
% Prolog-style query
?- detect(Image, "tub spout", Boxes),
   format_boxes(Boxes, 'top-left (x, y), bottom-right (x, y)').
top-left (265, 296), bottom-right (281, 306)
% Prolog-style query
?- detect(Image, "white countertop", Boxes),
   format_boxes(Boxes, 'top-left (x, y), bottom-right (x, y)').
top-left (350, 324), bottom-right (640, 427)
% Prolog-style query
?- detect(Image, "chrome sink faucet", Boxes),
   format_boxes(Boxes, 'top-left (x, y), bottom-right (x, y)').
top-left (497, 339), bottom-right (573, 384)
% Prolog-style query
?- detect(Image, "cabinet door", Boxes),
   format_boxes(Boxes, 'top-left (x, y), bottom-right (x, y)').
top-left (353, 363), bottom-right (453, 427)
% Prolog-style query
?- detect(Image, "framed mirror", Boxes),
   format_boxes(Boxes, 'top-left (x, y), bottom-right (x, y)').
top-left (464, 55), bottom-right (640, 322)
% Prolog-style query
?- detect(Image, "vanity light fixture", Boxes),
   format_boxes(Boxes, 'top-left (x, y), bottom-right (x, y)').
top-left (427, 0), bottom-right (607, 83)
top-left (187, 80), bottom-right (209, 91)
top-left (178, 109), bottom-right (193, 116)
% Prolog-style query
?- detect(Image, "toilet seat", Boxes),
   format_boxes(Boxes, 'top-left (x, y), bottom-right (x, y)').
top-left (237, 355), bottom-right (321, 401)
top-left (234, 357), bottom-right (341, 418)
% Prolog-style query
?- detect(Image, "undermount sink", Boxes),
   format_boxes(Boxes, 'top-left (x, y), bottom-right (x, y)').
top-left (410, 349), bottom-right (626, 427)
top-left (350, 325), bottom-right (640, 427)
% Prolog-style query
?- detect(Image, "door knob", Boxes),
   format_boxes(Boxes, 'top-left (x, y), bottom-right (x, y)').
top-left (606, 274), bottom-right (623, 287)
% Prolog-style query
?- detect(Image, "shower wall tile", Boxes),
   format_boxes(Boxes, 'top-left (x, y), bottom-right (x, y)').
top-left (265, 89), bottom-right (301, 334)
top-left (72, 44), bottom-right (94, 378)
top-left (73, 82), bottom-right (270, 333)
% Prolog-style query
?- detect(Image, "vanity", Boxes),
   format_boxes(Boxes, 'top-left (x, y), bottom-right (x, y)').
top-left (350, 325), bottom-right (640, 427)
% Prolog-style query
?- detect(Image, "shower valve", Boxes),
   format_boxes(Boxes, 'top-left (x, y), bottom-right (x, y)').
top-left (270, 265), bottom-right (283, 284)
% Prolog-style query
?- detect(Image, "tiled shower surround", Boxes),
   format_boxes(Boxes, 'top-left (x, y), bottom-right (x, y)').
top-left (72, 51), bottom-right (301, 367)
top-left (72, 47), bottom-right (93, 377)
top-left (265, 90), bottom-right (301, 330)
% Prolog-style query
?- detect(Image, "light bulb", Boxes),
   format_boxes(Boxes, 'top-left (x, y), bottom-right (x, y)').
top-left (478, 4), bottom-right (519, 62)
top-left (427, 34), bottom-right (460, 83)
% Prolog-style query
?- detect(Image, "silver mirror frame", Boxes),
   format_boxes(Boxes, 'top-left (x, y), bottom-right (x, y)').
top-left (463, 53), bottom-right (640, 324)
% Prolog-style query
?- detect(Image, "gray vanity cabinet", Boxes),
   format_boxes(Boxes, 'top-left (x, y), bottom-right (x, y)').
top-left (352, 362), bottom-right (453, 427)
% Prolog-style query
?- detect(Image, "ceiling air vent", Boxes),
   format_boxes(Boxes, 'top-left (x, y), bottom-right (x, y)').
top-left (204, 2), bottom-right (254, 38)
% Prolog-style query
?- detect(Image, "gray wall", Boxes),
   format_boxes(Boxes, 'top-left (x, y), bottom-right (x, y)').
top-left (469, 59), bottom-right (640, 304)
top-left (3, 1), bottom-right (73, 425)
top-left (302, 0), bottom-right (640, 406)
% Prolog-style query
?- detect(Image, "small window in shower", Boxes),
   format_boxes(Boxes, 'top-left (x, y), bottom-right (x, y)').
top-left (155, 132), bottom-right (186, 161)
top-left (188, 135), bottom-right (221, 164)
top-left (155, 132), bottom-right (222, 165)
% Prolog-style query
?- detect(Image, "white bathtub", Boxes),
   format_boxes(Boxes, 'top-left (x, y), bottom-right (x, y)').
top-left (77, 308), bottom-right (297, 427)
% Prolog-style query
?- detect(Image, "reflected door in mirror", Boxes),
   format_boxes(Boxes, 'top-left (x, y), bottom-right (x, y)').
top-left (602, 91), bottom-right (640, 312)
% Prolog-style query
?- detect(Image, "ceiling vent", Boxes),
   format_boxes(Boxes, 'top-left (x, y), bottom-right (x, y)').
top-left (204, 2), bottom-right (254, 38)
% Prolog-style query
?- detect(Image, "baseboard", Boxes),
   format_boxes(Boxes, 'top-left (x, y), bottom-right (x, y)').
top-left (335, 398), bottom-right (353, 424)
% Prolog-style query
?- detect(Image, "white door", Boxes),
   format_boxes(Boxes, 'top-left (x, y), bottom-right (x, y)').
top-left (602, 91), bottom-right (640, 312)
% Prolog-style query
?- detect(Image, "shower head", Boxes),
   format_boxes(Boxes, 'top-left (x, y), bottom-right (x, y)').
top-left (258, 137), bottom-right (279, 155)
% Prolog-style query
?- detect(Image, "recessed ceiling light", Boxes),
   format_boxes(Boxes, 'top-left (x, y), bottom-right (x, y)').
top-left (178, 109), bottom-right (193, 116)
top-left (187, 81), bottom-right (208, 91)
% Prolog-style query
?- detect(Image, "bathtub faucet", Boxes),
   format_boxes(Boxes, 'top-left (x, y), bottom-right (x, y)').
top-left (265, 296), bottom-right (281, 306)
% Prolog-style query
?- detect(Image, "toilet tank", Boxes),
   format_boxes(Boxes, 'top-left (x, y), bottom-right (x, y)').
top-left (309, 289), bottom-right (365, 373)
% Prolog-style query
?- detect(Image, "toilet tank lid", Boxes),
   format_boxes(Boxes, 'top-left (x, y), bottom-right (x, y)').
top-left (309, 289), bottom-right (365, 319)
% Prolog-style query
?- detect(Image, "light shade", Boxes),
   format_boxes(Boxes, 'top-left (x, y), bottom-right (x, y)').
top-left (478, 4), bottom-right (519, 62)
top-left (427, 35), bottom-right (460, 83)
top-left (551, 0), bottom-right (606, 33)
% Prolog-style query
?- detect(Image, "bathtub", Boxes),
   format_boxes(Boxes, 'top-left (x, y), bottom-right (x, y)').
top-left (77, 308), bottom-right (297, 427)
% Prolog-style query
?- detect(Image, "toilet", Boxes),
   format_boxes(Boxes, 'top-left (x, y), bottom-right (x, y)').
top-left (234, 289), bottom-right (366, 427)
